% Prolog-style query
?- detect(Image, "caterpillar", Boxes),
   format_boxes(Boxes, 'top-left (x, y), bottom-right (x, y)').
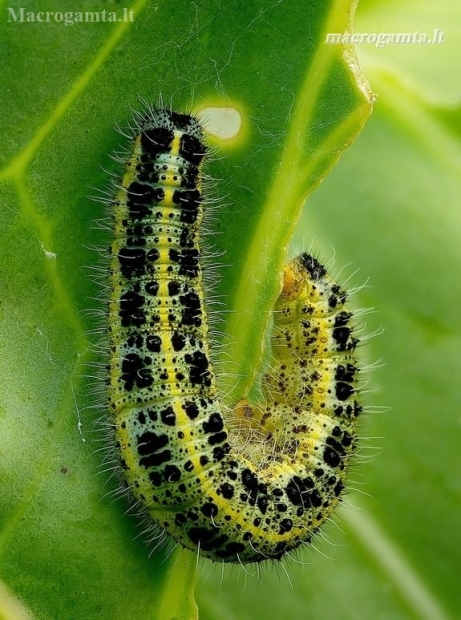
top-left (105, 106), bottom-right (362, 564)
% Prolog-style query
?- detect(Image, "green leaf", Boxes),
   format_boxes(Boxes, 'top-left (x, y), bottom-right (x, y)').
top-left (0, 0), bottom-right (372, 618)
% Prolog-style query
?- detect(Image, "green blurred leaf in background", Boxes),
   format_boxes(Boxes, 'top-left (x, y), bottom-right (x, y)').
top-left (1, 0), bottom-right (460, 618)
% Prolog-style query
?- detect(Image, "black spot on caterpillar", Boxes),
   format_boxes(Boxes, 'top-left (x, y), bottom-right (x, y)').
top-left (104, 106), bottom-right (363, 564)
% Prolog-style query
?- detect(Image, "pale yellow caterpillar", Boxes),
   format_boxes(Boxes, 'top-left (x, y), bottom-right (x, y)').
top-left (105, 106), bottom-right (362, 563)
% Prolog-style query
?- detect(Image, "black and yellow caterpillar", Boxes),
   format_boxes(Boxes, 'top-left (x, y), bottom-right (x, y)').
top-left (106, 107), bottom-right (362, 564)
